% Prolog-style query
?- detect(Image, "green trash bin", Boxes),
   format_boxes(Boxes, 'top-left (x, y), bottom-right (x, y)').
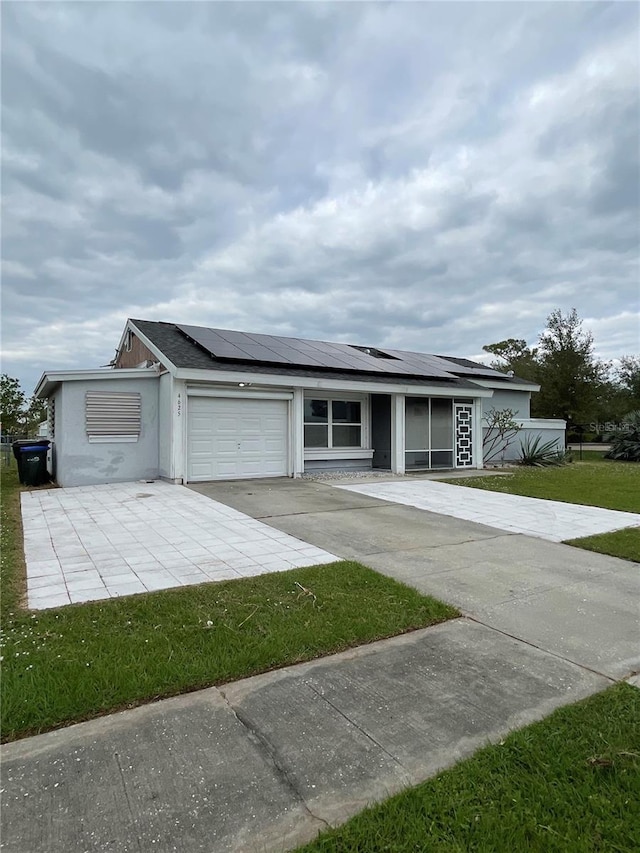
top-left (18, 444), bottom-right (50, 487)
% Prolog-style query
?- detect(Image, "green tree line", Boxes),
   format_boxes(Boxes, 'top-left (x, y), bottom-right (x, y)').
top-left (0, 374), bottom-right (47, 437)
top-left (483, 308), bottom-right (640, 430)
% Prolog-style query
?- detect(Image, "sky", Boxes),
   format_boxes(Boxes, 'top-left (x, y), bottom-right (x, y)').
top-left (2, 1), bottom-right (639, 396)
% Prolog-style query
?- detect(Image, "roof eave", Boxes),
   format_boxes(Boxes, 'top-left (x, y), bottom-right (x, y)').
top-left (471, 378), bottom-right (541, 392)
top-left (173, 366), bottom-right (495, 397)
top-left (34, 367), bottom-right (160, 399)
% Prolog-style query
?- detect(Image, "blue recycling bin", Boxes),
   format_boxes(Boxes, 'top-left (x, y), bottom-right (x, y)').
top-left (13, 441), bottom-right (50, 486)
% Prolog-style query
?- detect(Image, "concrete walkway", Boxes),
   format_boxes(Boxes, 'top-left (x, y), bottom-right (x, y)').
top-left (335, 479), bottom-right (640, 542)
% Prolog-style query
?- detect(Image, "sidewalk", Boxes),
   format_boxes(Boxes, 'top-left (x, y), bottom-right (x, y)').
top-left (0, 619), bottom-right (610, 853)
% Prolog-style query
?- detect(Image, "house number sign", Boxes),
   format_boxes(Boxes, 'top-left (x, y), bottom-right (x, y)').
top-left (177, 393), bottom-right (182, 416)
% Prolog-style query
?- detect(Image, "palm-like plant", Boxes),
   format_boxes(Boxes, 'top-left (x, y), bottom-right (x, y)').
top-left (519, 435), bottom-right (568, 467)
top-left (605, 411), bottom-right (640, 462)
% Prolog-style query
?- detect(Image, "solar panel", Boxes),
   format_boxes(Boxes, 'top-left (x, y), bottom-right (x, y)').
top-left (176, 323), bottom-right (459, 380)
top-left (433, 355), bottom-right (510, 379)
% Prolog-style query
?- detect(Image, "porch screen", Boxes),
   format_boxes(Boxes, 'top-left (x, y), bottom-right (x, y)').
top-left (405, 397), bottom-right (454, 469)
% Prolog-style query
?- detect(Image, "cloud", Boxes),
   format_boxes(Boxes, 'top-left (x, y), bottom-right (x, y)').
top-left (1, 1), bottom-right (638, 395)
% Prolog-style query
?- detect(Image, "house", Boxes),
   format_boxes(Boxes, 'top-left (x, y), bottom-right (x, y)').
top-left (34, 320), bottom-right (565, 487)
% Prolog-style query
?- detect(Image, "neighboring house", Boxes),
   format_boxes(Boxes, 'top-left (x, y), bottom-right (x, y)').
top-left (34, 320), bottom-right (565, 487)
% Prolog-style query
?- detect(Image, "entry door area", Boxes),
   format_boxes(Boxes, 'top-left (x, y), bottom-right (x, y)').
top-left (187, 396), bottom-right (289, 481)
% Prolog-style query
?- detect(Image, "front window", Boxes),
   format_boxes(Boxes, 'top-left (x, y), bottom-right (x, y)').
top-left (304, 398), bottom-right (362, 448)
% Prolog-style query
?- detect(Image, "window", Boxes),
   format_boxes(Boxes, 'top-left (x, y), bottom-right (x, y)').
top-left (86, 390), bottom-right (141, 443)
top-left (304, 398), bottom-right (362, 448)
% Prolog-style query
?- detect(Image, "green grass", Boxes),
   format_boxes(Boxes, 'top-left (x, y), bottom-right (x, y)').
top-left (567, 527), bottom-right (640, 563)
top-left (443, 456), bottom-right (639, 513)
top-left (298, 684), bottom-right (640, 852)
top-left (1, 467), bottom-right (26, 613)
top-left (0, 467), bottom-right (458, 741)
top-left (569, 449), bottom-right (610, 462)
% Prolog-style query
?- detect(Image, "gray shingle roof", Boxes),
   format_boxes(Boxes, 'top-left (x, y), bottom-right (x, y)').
top-left (130, 319), bottom-right (518, 388)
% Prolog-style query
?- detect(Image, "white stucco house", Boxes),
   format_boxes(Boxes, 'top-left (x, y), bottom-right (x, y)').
top-left (34, 319), bottom-right (565, 487)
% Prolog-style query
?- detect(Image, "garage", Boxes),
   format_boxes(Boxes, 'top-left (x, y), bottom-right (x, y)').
top-left (187, 396), bottom-right (290, 481)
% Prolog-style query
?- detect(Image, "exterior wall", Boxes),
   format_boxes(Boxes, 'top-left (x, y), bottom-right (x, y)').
top-left (163, 375), bottom-right (492, 482)
top-left (52, 377), bottom-right (160, 487)
top-left (158, 372), bottom-right (173, 479)
top-left (482, 389), bottom-right (531, 419)
top-left (482, 419), bottom-right (566, 464)
top-left (115, 332), bottom-right (164, 370)
top-left (304, 457), bottom-right (372, 473)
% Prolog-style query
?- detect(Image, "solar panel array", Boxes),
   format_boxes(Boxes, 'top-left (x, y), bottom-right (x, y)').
top-left (429, 355), bottom-right (508, 380)
top-left (176, 323), bottom-right (494, 381)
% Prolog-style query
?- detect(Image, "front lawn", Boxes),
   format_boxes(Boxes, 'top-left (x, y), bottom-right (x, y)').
top-left (1, 467), bottom-right (26, 613)
top-left (567, 527), bottom-right (640, 563)
top-left (443, 456), bottom-right (639, 513)
top-left (298, 683), bottom-right (640, 852)
top-left (0, 469), bottom-right (457, 742)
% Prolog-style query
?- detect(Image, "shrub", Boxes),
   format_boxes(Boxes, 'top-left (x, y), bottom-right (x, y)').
top-left (483, 407), bottom-right (521, 465)
top-left (519, 434), bottom-right (569, 467)
top-left (605, 411), bottom-right (640, 462)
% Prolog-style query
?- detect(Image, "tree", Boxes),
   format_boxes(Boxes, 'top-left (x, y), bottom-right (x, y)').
top-left (0, 374), bottom-right (26, 435)
top-left (614, 356), bottom-right (640, 413)
top-left (24, 396), bottom-right (47, 436)
top-left (482, 338), bottom-right (539, 384)
top-left (534, 308), bottom-right (608, 426)
top-left (482, 407), bottom-right (521, 465)
top-left (482, 309), bottom-right (626, 429)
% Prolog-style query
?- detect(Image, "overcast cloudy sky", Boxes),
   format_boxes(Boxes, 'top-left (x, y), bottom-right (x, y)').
top-left (2, 1), bottom-right (639, 394)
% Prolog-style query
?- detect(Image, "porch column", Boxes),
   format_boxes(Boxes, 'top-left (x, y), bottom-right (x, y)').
top-left (291, 388), bottom-right (304, 478)
top-left (390, 394), bottom-right (405, 475)
top-left (473, 397), bottom-right (484, 469)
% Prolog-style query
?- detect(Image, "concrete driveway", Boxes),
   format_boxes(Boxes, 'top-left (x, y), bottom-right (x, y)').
top-left (191, 477), bottom-right (640, 681)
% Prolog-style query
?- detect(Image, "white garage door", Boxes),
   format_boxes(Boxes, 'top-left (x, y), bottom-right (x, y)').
top-left (187, 396), bottom-right (289, 481)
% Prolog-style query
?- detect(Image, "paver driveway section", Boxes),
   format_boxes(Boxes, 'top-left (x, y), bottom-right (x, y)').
top-left (335, 479), bottom-right (640, 541)
top-left (21, 482), bottom-right (338, 609)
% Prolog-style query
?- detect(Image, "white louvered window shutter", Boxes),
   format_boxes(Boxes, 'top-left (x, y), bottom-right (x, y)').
top-left (85, 391), bottom-right (141, 443)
